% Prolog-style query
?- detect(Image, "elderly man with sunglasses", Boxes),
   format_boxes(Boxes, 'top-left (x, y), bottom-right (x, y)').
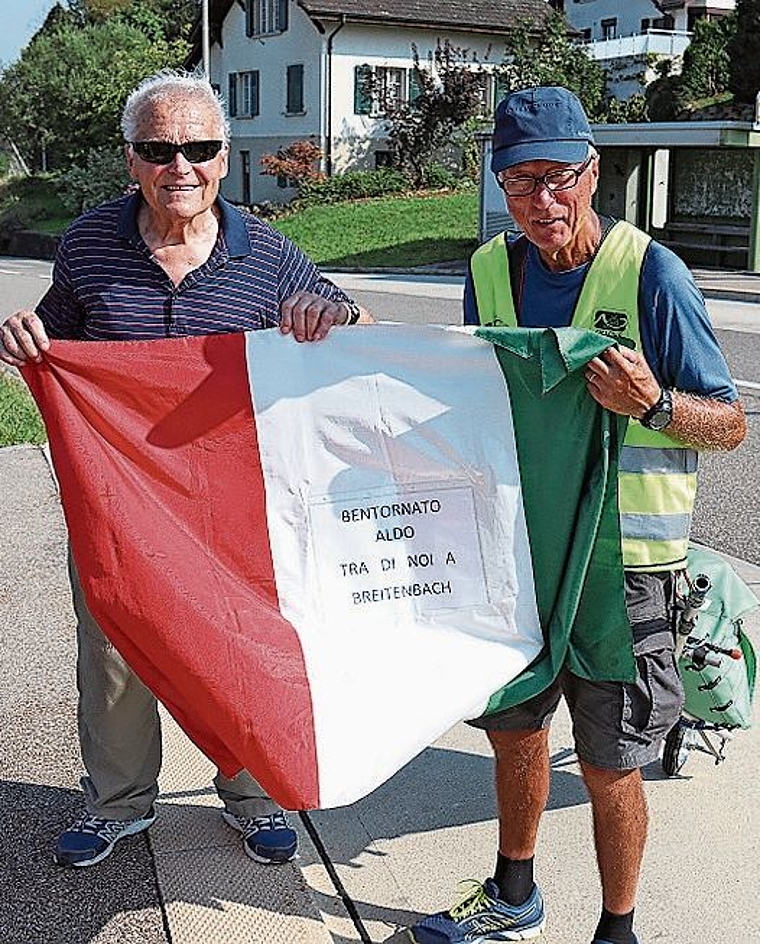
top-left (0, 68), bottom-right (369, 870)
top-left (408, 87), bottom-right (745, 944)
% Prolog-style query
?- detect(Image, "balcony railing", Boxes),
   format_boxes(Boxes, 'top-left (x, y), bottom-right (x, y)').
top-left (582, 30), bottom-right (692, 61)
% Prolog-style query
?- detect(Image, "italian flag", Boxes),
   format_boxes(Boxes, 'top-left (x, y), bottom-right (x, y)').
top-left (23, 323), bottom-right (632, 810)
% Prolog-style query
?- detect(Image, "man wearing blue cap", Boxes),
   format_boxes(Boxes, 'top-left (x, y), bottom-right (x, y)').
top-left (409, 87), bottom-right (745, 944)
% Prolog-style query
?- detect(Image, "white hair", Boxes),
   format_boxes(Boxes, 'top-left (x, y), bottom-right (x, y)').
top-left (121, 68), bottom-right (231, 143)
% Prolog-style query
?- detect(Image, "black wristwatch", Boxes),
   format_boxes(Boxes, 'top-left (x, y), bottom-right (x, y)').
top-left (640, 388), bottom-right (673, 431)
top-left (342, 300), bottom-right (361, 325)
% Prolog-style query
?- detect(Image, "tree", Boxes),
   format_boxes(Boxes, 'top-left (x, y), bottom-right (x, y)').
top-left (0, 16), bottom-right (189, 171)
top-left (496, 13), bottom-right (608, 120)
top-left (728, 0), bottom-right (760, 103)
top-left (679, 15), bottom-right (734, 103)
top-left (68, 0), bottom-right (199, 40)
top-left (646, 15), bottom-right (735, 120)
top-left (378, 41), bottom-right (485, 187)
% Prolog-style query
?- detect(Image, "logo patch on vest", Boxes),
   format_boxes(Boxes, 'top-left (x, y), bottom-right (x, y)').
top-left (594, 310), bottom-right (628, 333)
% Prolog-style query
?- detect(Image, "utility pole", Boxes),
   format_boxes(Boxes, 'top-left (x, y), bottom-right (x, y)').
top-left (202, 0), bottom-right (210, 77)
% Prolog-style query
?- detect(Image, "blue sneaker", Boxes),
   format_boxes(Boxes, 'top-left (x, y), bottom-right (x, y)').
top-left (222, 809), bottom-right (298, 864)
top-left (409, 879), bottom-right (546, 942)
top-left (54, 807), bottom-right (156, 867)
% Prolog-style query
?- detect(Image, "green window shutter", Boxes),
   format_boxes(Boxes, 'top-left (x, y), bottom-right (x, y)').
top-left (354, 64), bottom-right (372, 115)
top-left (494, 74), bottom-right (509, 109)
top-left (278, 0), bottom-right (289, 32)
top-left (408, 68), bottom-right (423, 105)
top-left (252, 71), bottom-right (260, 117)
top-left (286, 64), bottom-right (304, 113)
top-left (228, 73), bottom-right (238, 118)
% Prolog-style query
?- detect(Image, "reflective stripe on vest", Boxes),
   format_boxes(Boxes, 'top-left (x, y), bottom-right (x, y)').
top-left (470, 222), bottom-right (697, 571)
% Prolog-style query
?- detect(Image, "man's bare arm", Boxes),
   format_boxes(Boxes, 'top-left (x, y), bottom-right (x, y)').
top-left (585, 345), bottom-right (746, 452)
top-left (668, 393), bottom-right (746, 452)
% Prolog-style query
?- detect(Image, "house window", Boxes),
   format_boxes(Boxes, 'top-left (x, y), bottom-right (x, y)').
top-left (353, 65), bottom-right (405, 116)
top-left (286, 64), bottom-right (304, 114)
top-left (601, 18), bottom-right (617, 40)
top-left (228, 72), bottom-right (259, 118)
top-left (246, 0), bottom-right (288, 37)
top-left (381, 67), bottom-right (404, 112)
top-left (471, 74), bottom-right (492, 118)
top-left (239, 71), bottom-right (260, 117)
top-left (687, 9), bottom-right (707, 30)
top-left (374, 150), bottom-right (393, 169)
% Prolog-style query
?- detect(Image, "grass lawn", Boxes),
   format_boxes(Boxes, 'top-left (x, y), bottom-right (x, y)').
top-left (0, 371), bottom-right (46, 446)
top-left (271, 190), bottom-right (478, 267)
top-left (0, 176), bottom-right (478, 266)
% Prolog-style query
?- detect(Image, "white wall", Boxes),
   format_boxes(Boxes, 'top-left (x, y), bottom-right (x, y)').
top-left (565, 0), bottom-right (669, 41)
top-left (209, 2), bottom-right (324, 202)
top-left (329, 24), bottom-right (508, 172)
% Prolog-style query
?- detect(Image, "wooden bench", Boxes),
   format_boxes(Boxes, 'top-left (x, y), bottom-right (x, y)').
top-left (655, 221), bottom-right (749, 266)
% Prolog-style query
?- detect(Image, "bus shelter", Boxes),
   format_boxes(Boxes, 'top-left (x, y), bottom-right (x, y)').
top-left (478, 121), bottom-right (760, 273)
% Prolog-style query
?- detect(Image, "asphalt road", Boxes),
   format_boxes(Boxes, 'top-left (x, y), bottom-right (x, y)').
top-left (3, 258), bottom-right (759, 565)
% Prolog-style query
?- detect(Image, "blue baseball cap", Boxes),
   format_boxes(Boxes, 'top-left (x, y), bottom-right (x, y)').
top-left (491, 87), bottom-right (594, 174)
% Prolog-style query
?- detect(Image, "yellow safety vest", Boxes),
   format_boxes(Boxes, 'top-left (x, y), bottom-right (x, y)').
top-left (470, 221), bottom-right (697, 571)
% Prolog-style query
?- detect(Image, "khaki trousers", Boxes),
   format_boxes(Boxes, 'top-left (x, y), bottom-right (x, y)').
top-left (69, 553), bottom-right (277, 820)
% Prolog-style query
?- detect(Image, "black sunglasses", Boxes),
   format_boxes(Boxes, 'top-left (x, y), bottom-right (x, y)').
top-left (131, 140), bottom-right (224, 165)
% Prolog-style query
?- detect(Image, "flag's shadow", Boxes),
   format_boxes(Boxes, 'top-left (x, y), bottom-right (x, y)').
top-left (306, 740), bottom-right (590, 857)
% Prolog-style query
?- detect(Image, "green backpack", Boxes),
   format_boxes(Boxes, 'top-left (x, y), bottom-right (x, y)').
top-left (678, 546), bottom-right (758, 729)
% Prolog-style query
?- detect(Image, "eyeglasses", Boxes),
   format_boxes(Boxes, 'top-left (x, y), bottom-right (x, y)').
top-left (498, 157), bottom-right (593, 197)
top-left (131, 140), bottom-right (224, 165)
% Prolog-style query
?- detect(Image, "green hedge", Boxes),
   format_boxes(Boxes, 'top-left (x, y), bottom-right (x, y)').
top-left (297, 169), bottom-right (409, 206)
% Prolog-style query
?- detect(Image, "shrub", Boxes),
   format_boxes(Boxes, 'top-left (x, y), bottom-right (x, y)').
top-left (57, 146), bottom-right (132, 214)
top-left (297, 169), bottom-right (409, 206)
top-left (421, 163), bottom-right (459, 190)
top-left (260, 140), bottom-right (324, 189)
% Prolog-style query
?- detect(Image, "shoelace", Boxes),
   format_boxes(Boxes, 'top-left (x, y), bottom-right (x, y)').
top-left (235, 811), bottom-right (290, 838)
top-left (68, 813), bottom-right (134, 841)
top-left (449, 880), bottom-right (490, 920)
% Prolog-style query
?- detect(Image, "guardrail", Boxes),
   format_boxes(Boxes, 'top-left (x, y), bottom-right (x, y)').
top-left (582, 30), bottom-right (692, 61)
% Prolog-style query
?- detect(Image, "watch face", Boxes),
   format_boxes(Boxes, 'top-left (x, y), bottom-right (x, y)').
top-left (646, 408), bottom-right (671, 430)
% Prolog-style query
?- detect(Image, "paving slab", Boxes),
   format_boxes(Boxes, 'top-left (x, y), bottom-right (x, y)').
top-left (303, 554), bottom-right (760, 944)
top-left (1, 445), bottom-right (168, 944)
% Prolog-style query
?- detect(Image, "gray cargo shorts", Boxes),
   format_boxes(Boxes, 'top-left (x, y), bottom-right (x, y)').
top-left (471, 571), bottom-right (685, 770)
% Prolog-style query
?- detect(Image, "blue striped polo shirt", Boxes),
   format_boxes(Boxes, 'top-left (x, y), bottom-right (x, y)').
top-left (37, 192), bottom-right (352, 340)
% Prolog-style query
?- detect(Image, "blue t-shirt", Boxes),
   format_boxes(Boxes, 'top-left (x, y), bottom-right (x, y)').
top-left (464, 233), bottom-right (737, 402)
top-left (38, 192), bottom-right (350, 340)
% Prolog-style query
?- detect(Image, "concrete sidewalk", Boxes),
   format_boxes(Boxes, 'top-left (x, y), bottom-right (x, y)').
top-left (3, 441), bottom-right (759, 944)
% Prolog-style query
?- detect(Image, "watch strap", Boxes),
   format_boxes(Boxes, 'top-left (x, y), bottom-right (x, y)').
top-left (640, 388), bottom-right (673, 429)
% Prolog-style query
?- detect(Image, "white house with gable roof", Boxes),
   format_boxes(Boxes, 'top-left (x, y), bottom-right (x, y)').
top-left (190, 0), bottom-right (553, 204)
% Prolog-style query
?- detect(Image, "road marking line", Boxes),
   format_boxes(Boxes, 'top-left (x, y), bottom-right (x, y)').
top-left (735, 379), bottom-right (760, 391)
